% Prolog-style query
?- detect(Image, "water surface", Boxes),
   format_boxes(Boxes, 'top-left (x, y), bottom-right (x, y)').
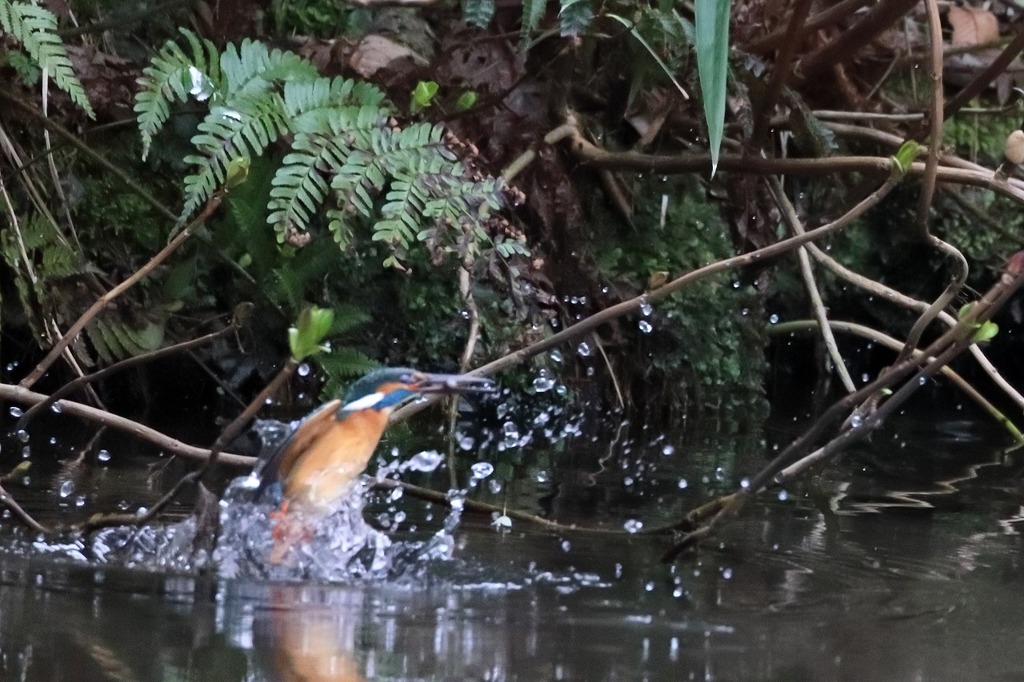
top-left (1, 411), bottom-right (1023, 681)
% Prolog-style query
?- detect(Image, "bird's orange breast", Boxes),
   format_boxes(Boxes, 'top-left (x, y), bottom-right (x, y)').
top-left (281, 408), bottom-right (390, 513)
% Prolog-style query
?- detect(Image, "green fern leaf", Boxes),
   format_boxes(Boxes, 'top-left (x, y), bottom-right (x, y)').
top-left (181, 94), bottom-right (289, 220)
top-left (267, 133), bottom-right (345, 241)
top-left (326, 208), bottom-right (353, 249)
top-left (220, 38), bottom-right (317, 96)
top-left (522, 0), bottom-right (547, 34)
top-left (135, 28), bottom-right (222, 160)
top-left (374, 173), bottom-right (428, 249)
top-left (463, 0), bottom-right (496, 27)
top-left (559, 0), bottom-right (594, 37)
top-left (0, 1), bottom-right (94, 117)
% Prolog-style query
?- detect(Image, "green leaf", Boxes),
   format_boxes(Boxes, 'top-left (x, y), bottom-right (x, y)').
top-left (973, 320), bottom-right (999, 343)
top-left (289, 306), bottom-right (335, 360)
top-left (226, 156), bottom-right (251, 188)
top-left (456, 90), bottom-right (478, 111)
top-left (891, 140), bottom-right (920, 175)
top-left (607, 14), bottom-right (689, 103)
top-left (694, 0), bottom-right (730, 177)
top-left (410, 80), bottom-right (439, 113)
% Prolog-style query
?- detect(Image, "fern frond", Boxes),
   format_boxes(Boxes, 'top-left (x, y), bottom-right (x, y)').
top-left (135, 28), bottom-right (221, 159)
top-left (559, 0), bottom-right (594, 37)
top-left (374, 172), bottom-right (431, 249)
top-left (182, 94), bottom-right (289, 220)
top-left (522, 0), bottom-right (547, 34)
top-left (284, 77), bottom-right (391, 132)
top-left (463, 0), bottom-right (496, 27)
top-left (220, 38), bottom-right (318, 96)
top-left (0, 1), bottom-right (93, 116)
top-left (326, 207), bottom-right (354, 249)
top-left (319, 348), bottom-right (378, 377)
top-left (422, 175), bottom-right (506, 224)
top-left (267, 132), bottom-right (346, 241)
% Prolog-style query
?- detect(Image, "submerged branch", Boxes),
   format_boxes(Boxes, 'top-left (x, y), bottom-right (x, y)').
top-left (664, 252), bottom-right (1024, 560)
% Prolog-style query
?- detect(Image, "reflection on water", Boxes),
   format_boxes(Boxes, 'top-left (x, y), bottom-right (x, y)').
top-left (2, 413), bottom-right (1024, 680)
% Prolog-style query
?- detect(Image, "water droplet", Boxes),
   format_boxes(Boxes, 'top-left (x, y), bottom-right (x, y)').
top-left (16, 430), bottom-right (29, 444)
top-left (458, 434), bottom-right (475, 451)
top-left (739, 477), bottom-right (751, 490)
top-left (532, 371), bottom-right (556, 393)
top-left (297, 363), bottom-right (310, 377)
top-left (50, 402), bottom-right (62, 413)
top-left (644, 581), bottom-right (655, 592)
top-left (405, 450), bottom-right (444, 472)
top-left (560, 539), bottom-right (571, 552)
top-left (640, 300), bottom-right (653, 316)
top-left (97, 449), bottom-right (111, 463)
top-left (623, 519), bottom-right (644, 534)
top-left (448, 490), bottom-right (466, 511)
top-left (661, 444), bottom-right (676, 456)
top-left (638, 320), bottom-right (653, 334)
top-left (470, 461), bottom-right (494, 480)
top-left (677, 478), bottom-right (688, 489)
top-left (918, 376), bottom-right (927, 385)
top-left (777, 489), bottom-right (789, 501)
top-left (535, 469), bottom-right (549, 483)
top-left (533, 411), bottom-right (551, 427)
top-left (577, 341), bottom-right (592, 357)
top-left (58, 480), bottom-right (73, 498)
top-left (549, 349), bottom-right (563, 363)
top-left (861, 372), bottom-right (870, 383)
top-left (849, 414), bottom-right (863, 429)
top-left (502, 421), bottom-right (520, 444)
top-left (722, 567), bottom-right (733, 580)
top-left (769, 313), bottom-right (779, 324)
top-left (491, 513), bottom-right (512, 530)
top-left (8, 406), bottom-right (22, 418)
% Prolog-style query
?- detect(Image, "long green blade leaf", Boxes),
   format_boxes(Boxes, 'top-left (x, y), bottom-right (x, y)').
top-left (695, 0), bottom-right (730, 176)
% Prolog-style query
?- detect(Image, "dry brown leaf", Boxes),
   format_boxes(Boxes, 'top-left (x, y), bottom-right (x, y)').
top-left (349, 35), bottom-right (427, 79)
top-left (948, 6), bottom-right (999, 47)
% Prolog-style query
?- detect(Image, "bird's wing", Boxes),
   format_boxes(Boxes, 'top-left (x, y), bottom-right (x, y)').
top-left (256, 399), bottom-right (342, 489)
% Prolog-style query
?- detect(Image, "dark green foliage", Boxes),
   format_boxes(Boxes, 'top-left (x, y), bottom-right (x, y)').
top-left (135, 30), bottom-right (510, 269)
top-left (593, 179), bottom-right (767, 412)
top-left (0, 0), bottom-right (93, 116)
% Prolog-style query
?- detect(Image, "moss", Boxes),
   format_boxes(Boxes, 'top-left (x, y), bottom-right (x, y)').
top-left (590, 175), bottom-right (768, 417)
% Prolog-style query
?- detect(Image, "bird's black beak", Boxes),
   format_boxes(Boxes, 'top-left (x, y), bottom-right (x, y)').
top-left (412, 372), bottom-right (496, 395)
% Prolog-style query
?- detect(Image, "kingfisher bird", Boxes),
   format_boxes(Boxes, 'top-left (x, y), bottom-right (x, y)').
top-left (255, 367), bottom-right (494, 517)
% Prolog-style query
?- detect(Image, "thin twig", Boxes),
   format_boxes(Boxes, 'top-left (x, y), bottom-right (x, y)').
top-left (768, 176), bottom-right (856, 393)
top-left (771, 319), bottom-right (1023, 440)
top-left (915, 0), bottom-right (943, 236)
top-left (394, 169), bottom-right (904, 423)
top-left (944, 24), bottom-right (1024, 120)
top-left (664, 252), bottom-right (1024, 559)
top-left (17, 313), bottom-right (245, 429)
top-left (0, 383), bottom-right (252, 466)
top-left (19, 191), bottom-right (227, 389)
top-left (743, 0), bottom-right (873, 54)
top-left (78, 359), bottom-right (298, 531)
top-left (749, 0), bottom-right (814, 151)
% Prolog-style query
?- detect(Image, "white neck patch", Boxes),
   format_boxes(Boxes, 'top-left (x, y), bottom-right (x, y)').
top-left (341, 391), bottom-right (385, 411)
